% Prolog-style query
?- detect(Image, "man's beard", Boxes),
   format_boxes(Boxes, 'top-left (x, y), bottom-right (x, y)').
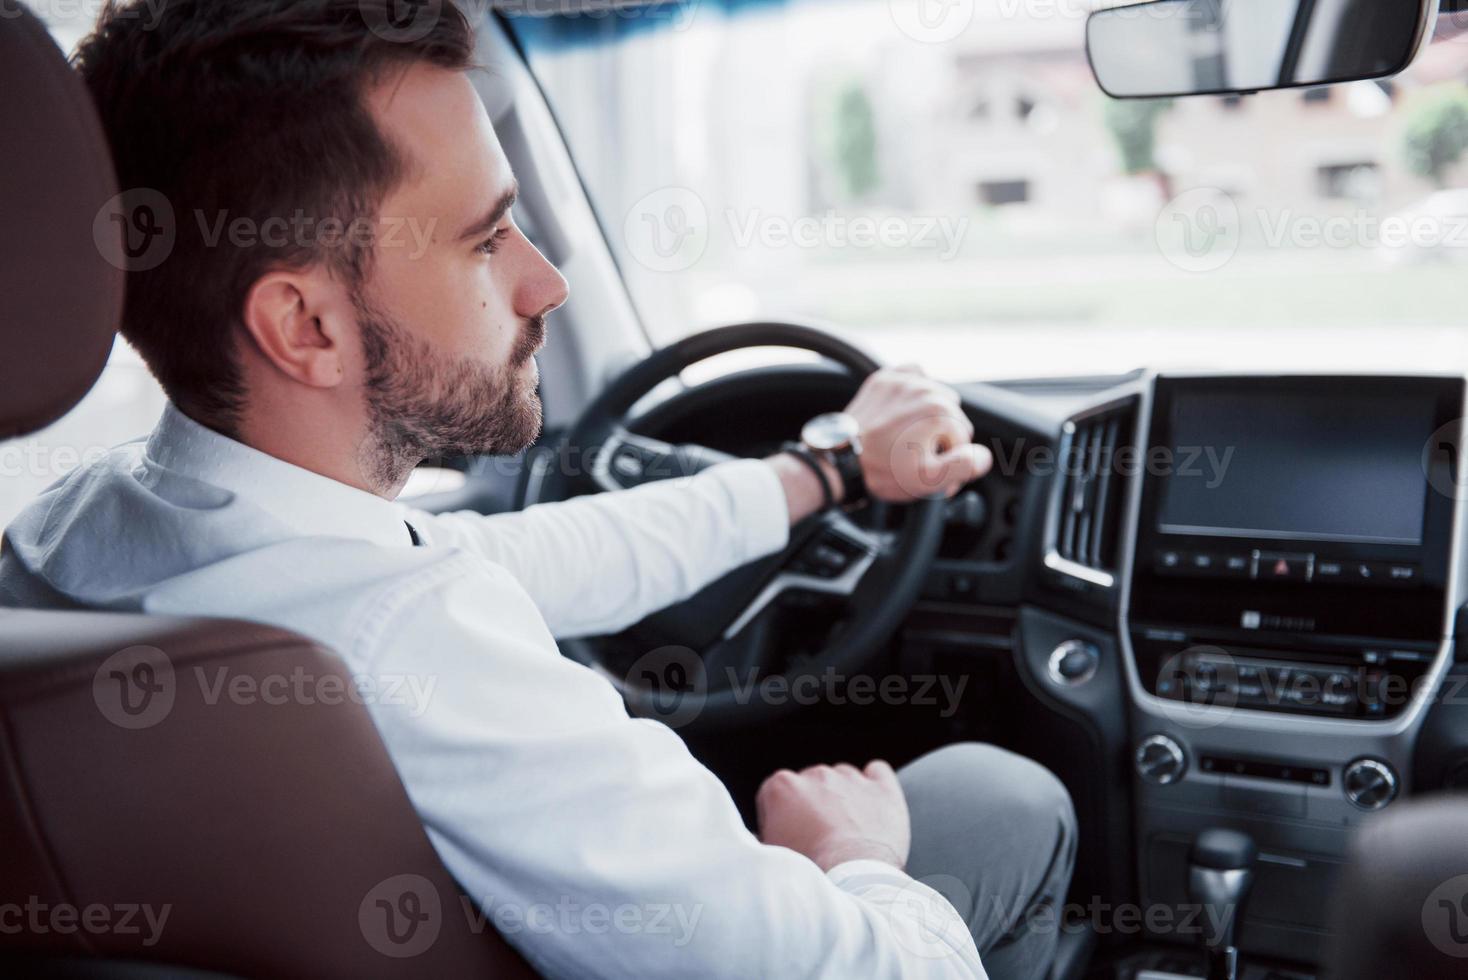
top-left (355, 297), bottom-right (545, 493)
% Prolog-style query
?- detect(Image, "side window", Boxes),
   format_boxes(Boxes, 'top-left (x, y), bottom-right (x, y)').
top-left (0, 10), bottom-right (168, 530)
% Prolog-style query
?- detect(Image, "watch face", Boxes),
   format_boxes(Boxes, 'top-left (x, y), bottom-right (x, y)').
top-left (802, 412), bottom-right (860, 452)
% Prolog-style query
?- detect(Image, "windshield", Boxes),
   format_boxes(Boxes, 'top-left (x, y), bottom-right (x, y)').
top-left (511, 0), bottom-right (1468, 381)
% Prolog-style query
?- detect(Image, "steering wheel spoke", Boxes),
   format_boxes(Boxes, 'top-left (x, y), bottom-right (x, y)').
top-left (591, 425), bottom-right (733, 493)
top-left (722, 510), bottom-right (888, 640)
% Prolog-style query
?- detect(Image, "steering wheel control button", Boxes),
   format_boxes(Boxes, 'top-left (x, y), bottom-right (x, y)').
top-left (816, 536), bottom-right (862, 575)
top-left (1136, 734), bottom-right (1187, 786)
top-left (810, 542), bottom-right (850, 576)
top-left (611, 447), bottom-right (646, 481)
top-left (594, 431), bottom-right (701, 492)
top-left (786, 526), bottom-right (875, 580)
top-left (1343, 758), bottom-right (1399, 811)
top-left (1047, 640), bottom-right (1099, 686)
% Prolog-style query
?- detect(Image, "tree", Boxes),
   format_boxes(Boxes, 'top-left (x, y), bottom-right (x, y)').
top-left (1403, 84), bottom-right (1468, 188)
top-left (1102, 97), bottom-right (1172, 175)
top-left (832, 83), bottom-right (879, 200)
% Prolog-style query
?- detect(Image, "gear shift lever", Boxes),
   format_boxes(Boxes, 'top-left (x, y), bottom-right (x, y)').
top-left (1187, 829), bottom-right (1256, 980)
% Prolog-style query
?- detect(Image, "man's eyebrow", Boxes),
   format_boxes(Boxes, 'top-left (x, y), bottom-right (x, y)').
top-left (458, 183), bottom-right (519, 241)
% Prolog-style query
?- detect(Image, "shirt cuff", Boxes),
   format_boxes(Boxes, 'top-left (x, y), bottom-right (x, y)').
top-left (826, 858), bottom-right (973, 934)
top-left (701, 458), bottom-right (789, 561)
top-left (826, 859), bottom-right (983, 967)
top-left (825, 858), bottom-right (914, 890)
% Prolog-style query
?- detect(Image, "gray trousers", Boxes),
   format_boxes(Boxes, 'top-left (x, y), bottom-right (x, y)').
top-left (898, 743), bottom-right (1078, 980)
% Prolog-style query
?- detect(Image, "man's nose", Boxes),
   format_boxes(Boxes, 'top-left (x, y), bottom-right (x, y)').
top-left (517, 242), bottom-right (569, 321)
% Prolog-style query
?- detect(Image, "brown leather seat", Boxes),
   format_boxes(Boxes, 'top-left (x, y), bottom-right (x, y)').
top-left (0, 8), bottom-right (534, 977)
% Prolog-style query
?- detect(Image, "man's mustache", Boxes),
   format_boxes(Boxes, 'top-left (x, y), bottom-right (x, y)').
top-left (514, 314), bottom-right (547, 366)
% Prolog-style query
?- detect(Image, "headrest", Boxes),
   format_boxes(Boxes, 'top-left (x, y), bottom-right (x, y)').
top-left (0, 5), bottom-right (124, 439)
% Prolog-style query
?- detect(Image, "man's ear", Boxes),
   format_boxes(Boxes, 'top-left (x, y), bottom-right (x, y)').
top-left (240, 266), bottom-right (352, 388)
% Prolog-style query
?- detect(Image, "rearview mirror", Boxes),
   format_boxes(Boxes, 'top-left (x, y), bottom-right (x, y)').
top-left (1086, 0), bottom-right (1437, 100)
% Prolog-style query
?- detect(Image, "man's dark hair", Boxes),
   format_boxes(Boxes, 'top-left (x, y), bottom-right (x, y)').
top-left (75, 0), bottom-right (477, 436)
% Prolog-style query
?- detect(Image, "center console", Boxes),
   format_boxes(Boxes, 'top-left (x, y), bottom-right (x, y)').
top-left (1117, 374), bottom-right (1465, 966)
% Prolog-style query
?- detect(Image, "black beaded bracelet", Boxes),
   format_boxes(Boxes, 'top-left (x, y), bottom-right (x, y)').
top-left (781, 442), bottom-right (838, 511)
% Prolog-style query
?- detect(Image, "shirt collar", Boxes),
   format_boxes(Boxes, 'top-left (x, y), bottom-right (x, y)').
top-left (143, 402), bottom-right (416, 549)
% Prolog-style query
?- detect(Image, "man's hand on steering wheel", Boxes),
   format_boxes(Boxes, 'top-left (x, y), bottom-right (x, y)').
top-left (847, 365), bottom-right (994, 502)
top-left (770, 365), bottom-right (995, 523)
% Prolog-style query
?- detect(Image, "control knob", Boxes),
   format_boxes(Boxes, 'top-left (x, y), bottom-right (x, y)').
top-left (1343, 758), bottom-right (1398, 811)
top-left (1047, 640), bottom-right (1100, 685)
top-left (1136, 734), bottom-right (1187, 785)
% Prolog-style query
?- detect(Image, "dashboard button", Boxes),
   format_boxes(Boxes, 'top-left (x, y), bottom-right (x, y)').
top-left (1350, 561), bottom-right (1378, 582)
top-left (1187, 552), bottom-right (1217, 574)
top-left (1255, 551), bottom-right (1313, 582)
top-left (1366, 562), bottom-right (1419, 587)
top-left (1314, 559), bottom-right (1346, 580)
top-left (1155, 549), bottom-right (1254, 578)
top-left (1220, 554), bottom-right (1251, 577)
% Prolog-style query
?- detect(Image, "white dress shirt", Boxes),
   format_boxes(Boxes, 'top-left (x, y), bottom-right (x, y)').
top-left (0, 402), bottom-right (985, 979)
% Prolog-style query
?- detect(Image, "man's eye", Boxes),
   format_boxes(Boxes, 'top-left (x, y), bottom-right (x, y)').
top-left (475, 228), bottom-right (509, 256)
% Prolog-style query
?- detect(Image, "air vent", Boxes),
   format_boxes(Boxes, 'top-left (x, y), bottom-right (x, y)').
top-left (1049, 401), bottom-right (1136, 586)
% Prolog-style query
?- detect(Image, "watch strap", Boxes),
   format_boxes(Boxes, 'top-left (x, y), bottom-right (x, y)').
top-left (831, 448), bottom-right (865, 505)
top-left (781, 442), bottom-right (838, 511)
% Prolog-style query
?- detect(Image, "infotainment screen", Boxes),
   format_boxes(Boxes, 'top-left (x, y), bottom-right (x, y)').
top-left (1155, 387), bottom-right (1435, 545)
top-left (1130, 375), bottom-right (1463, 702)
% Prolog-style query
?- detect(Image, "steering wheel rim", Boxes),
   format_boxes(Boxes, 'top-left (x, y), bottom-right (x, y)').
top-left (538, 321), bottom-right (947, 730)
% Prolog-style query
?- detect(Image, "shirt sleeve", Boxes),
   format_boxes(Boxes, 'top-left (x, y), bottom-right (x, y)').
top-left (354, 558), bottom-right (987, 980)
top-left (403, 458), bottom-right (790, 638)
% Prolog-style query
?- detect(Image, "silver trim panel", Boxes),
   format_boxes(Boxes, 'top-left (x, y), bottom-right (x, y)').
top-left (1041, 397), bottom-right (1140, 590)
top-left (722, 515), bottom-right (885, 640)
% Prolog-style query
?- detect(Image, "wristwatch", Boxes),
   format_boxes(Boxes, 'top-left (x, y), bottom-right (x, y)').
top-left (800, 411), bottom-right (866, 506)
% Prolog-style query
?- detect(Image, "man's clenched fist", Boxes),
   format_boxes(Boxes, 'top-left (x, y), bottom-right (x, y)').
top-left (755, 760), bottom-right (911, 872)
top-left (843, 365), bottom-right (993, 502)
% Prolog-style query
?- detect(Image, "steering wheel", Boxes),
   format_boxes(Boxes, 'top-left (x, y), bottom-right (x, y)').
top-left (535, 321), bottom-right (947, 730)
